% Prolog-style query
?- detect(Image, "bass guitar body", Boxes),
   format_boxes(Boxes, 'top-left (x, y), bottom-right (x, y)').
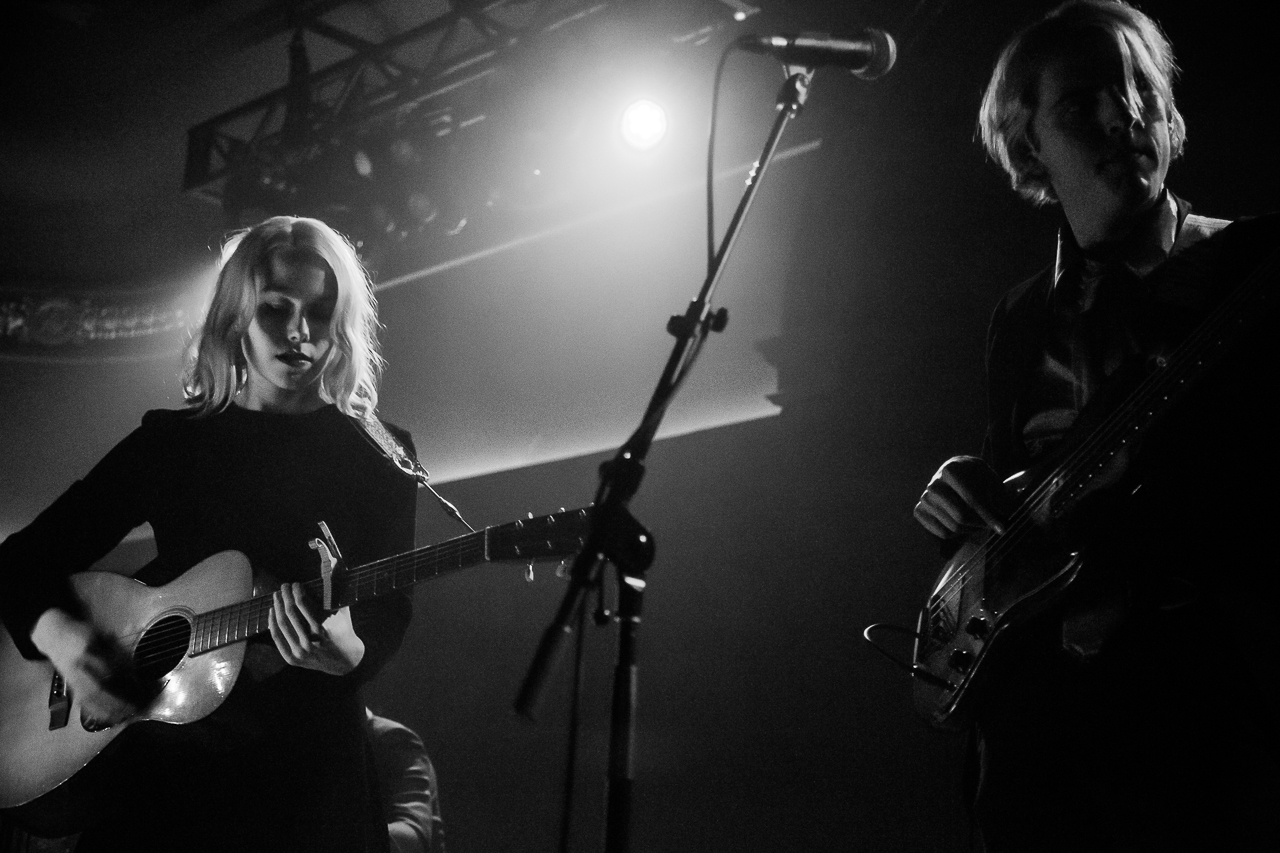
top-left (908, 225), bottom-right (1277, 730)
top-left (912, 509), bottom-right (1082, 730)
top-left (0, 553), bottom-right (252, 811)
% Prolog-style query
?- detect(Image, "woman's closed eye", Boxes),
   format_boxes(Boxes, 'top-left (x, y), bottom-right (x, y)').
top-left (306, 305), bottom-right (334, 325)
top-left (258, 298), bottom-right (291, 317)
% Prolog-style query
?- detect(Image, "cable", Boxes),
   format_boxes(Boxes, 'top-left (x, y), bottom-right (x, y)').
top-left (861, 622), bottom-right (922, 676)
top-left (706, 44), bottom-right (737, 278)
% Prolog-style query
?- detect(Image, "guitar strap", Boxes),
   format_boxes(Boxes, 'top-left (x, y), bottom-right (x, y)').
top-left (357, 415), bottom-right (475, 533)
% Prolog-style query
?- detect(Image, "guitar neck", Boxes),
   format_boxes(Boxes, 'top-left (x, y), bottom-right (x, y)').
top-left (188, 527), bottom-right (489, 656)
top-left (1030, 245), bottom-right (1279, 520)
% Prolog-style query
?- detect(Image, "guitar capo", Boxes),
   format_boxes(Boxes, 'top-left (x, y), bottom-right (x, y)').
top-left (309, 521), bottom-right (344, 613)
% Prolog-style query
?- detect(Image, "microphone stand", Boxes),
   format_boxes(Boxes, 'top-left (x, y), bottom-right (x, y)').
top-left (515, 66), bottom-right (816, 853)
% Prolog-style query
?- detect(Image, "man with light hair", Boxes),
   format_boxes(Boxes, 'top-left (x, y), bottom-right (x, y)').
top-left (913, 2), bottom-right (1279, 848)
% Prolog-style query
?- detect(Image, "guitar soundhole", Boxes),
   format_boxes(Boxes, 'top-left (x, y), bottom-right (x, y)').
top-left (132, 614), bottom-right (192, 682)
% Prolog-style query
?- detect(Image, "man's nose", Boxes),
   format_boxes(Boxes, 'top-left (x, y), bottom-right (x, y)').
top-left (1099, 85), bottom-right (1142, 135)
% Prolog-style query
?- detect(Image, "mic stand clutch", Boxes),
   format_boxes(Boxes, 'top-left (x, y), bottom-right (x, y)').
top-left (515, 66), bottom-right (817, 853)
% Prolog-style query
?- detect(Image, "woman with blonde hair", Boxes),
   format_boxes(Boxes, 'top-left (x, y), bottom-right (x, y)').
top-left (186, 215), bottom-right (385, 418)
top-left (0, 216), bottom-right (418, 852)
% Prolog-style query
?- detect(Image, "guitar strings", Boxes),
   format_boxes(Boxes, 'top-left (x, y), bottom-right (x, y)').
top-left (128, 536), bottom-right (482, 668)
top-left (126, 509), bottom-right (584, 670)
top-left (929, 268), bottom-right (1262, 617)
top-left (928, 253), bottom-right (1275, 617)
top-left (926, 250), bottom-right (1277, 623)
top-left (123, 531), bottom-right (488, 669)
top-left (143, 537), bottom-right (474, 656)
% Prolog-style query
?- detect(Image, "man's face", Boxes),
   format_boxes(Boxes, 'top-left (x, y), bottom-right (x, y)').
top-left (1027, 29), bottom-right (1172, 245)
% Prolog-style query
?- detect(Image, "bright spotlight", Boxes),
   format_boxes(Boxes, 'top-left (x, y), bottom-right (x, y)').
top-left (619, 99), bottom-right (667, 151)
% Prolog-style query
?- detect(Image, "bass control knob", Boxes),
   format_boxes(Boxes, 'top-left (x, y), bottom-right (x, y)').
top-left (948, 649), bottom-right (975, 673)
top-left (965, 615), bottom-right (990, 639)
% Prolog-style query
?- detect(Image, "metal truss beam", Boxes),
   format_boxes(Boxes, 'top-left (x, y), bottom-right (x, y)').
top-left (183, 0), bottom-right (616, 202)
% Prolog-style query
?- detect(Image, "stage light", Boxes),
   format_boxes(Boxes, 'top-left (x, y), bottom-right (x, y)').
top-left (406, 190), bottom-right (439, 227)
top-left (353, 149), bottom-right (374, 178)
top-left (619, 99), bottom-right (667, 151)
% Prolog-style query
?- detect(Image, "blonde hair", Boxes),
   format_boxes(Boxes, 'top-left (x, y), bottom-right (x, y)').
top-left (184, 216), bottom-right (384, 417)
top-left (978, 0), bottom-right (1186, 206)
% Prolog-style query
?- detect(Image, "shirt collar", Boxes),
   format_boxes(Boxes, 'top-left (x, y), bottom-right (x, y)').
top-left (1051, 191), bottom-right (1192, 295)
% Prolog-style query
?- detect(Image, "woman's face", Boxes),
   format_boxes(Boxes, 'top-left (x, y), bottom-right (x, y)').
top-left (239, 252), bottom-right (338, 413)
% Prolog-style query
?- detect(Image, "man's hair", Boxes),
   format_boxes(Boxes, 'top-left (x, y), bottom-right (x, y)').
top-left (184, 215), bottom-right (384, 417)
top-left (978, 0), bottom-right (1186, 206)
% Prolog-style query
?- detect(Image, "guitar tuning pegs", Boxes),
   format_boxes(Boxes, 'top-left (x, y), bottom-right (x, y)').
top-left (527, 511), bottom-right (534, 519)
top-left (525, 562), bottom-right (535, 582)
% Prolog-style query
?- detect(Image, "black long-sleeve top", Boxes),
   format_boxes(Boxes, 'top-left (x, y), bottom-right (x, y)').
top-left (967, 203), bottom-right (1280, 849)
top-left (0, 403), bottom-right (418, 852)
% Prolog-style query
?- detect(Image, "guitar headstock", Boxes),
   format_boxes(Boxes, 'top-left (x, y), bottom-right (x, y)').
top-left (488, 506), bottom-right (592, 562)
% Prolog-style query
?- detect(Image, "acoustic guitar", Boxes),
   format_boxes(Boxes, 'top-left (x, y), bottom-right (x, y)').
top-left (0, 507), bottom-right (590, 808)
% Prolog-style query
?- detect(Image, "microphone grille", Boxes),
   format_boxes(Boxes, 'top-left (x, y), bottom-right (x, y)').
top-left (853, 29), bottom-right (897, 80)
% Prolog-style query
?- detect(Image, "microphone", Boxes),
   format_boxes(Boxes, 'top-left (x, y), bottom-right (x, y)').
top-left (736, 30), bottom-right (897, 80)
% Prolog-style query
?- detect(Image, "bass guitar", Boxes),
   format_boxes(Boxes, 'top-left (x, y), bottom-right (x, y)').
top-left (912, 237), bottom-right (1278, 730)
top-left (0, 507), bottom-right (590, 808)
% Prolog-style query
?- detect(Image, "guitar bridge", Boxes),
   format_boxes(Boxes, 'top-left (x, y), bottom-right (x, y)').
top-left (48, 671), bottom-right (71, 730)
top-left (922, 593), bottom-right (958, 651)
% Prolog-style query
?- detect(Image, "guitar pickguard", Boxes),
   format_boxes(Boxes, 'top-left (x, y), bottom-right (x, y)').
top-left (913, 529), bottom-right (1082, 729)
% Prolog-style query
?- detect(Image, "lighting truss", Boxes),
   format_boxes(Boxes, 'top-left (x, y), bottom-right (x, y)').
top-left (182, 0), bottom-right (626, 205)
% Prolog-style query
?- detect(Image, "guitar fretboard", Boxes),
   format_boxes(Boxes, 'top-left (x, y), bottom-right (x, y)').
top-left (189, 527), bottom-right (488, 656)
top-left (1041, 245), bottom-right (1279, 517)
top-left (928, 238), bottom-right (1279, 625)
